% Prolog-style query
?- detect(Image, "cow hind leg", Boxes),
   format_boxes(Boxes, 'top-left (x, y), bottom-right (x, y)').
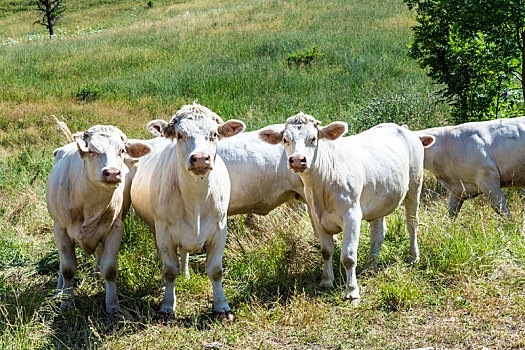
top-left (179, 248), bottom-right (190, 278)
top-left (54, 225), bottom-right (77, 309)
top-left (447, 192), bottom-right (465, 218)
top-left (404, 180), bottom-right (421, 264)
top-left (365, 217), bottom-right (386, 270)
top-left (479, 181), bottom-right (511, 217)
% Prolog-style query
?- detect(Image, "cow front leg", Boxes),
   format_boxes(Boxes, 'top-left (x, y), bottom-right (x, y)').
top-left (365, 217), bottom-right (386, 269)
top-left (98, 222), bottom-right (123, 314)
top-left (318, 231), bottom-right (335, 287)
top-left (54, 224), bottom-right (77, 309)
top-left (341, 209), bottom-right (362, 305)
top-left (308, 209), bottom-right (334, 287)
top-left (447, 192), bottom-right (465, 218)
top-left (205, 229), bottom-right (231, 317)
top-left (156, 224), bottom-right (180, 315)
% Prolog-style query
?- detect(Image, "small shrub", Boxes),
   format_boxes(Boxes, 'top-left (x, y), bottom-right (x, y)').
top-left (147, 0), bottom-right (154, 8)
top-left (75, 85), bottom-right (100, 102)
top-left (287, 45), bottom-right (325, 68)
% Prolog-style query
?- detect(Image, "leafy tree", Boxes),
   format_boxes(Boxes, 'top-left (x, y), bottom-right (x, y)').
top-left (404, 0), bottom-right (525, 122)
top-left (31, 0), bottom-right (66, 38)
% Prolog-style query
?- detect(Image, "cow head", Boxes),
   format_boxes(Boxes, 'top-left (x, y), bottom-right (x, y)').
top-left (76, 125), bottom-right (152, 188)
top-left (259, 113), bottom-right (347, 173)
top-left (147, 104), bottom-right (245, 177)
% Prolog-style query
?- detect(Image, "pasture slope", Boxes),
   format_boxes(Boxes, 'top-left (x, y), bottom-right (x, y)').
top-left (0, 0), bottom-right (524, 348)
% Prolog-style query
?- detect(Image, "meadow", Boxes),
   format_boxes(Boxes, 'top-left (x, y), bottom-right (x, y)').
top-left (0, 0), bottom-right (524, 348)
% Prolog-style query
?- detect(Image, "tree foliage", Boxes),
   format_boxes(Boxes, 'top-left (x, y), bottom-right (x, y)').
top-left (31, 0), bottom-right (66, 38)
top-left (405, 0), bottom-right (525, 122)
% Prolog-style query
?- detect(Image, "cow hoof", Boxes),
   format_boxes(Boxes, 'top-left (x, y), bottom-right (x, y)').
top-left (159, 306), bottom-right (174, 315)
top-left (343, 294), bottom-right (360, 306)
top-left (319, 280), bottom-right (333, 288)
top-left (217, 310), bottom-right (234, 322)
top-left (106, 305), bottom-right (121, 315)
top-left (59, 300), bottom-right (75, 310)
top-left (408, 256), bottom-right (420, 265)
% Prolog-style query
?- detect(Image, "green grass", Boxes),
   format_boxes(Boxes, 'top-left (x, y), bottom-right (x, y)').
top-left (1, 0), bottom-right (524, 349)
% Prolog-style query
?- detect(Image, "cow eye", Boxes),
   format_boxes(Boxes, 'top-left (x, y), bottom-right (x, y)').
top-left (310, 137), bottom-right (317, 144)
top-left (119, 149), bottom-right (125, 155)
top-left (283, 138), bottom-right (288, 144)
top-left (177, 133), bottom-right (183, 140)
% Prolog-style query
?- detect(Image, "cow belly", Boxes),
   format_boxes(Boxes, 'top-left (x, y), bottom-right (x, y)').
top-left (499, 163), bottom-right (525, 188)
top-left (170, 224), bottom-right (213, 254)
top-left (361, 191), bottom-right (405, 221)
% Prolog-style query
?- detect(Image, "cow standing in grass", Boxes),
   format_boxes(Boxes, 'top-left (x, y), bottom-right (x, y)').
top-left (260, 114), bottom-right (434, 304)
top-left (46, 125), bottom-right (151, 313)
top-left (416, 117), bottom-right (525, 218)
top-left (145, 124), bottom-right (311, 277)
top-left (130, 104), bottom-right (245, 318)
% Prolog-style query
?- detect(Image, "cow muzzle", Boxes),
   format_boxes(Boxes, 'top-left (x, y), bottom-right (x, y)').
top-left (101, 167), bottom-right (122, 184)
top-left (289, 155), bottom-right (308, 172)
top-left (188, 153), bottom-right (212, 176)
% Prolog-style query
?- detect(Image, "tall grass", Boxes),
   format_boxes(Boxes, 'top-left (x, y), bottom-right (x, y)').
top-left (1, 0), bottom-right (523, 349)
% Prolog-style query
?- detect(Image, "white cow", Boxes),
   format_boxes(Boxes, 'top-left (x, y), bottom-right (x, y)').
top-left (130, 104), bottom-right (245, 318)
top-left (143, 125), bottom-right (309, 277)
top-left (416, 117), bottom-right (525, 217)
top-left (46, 125), bottom-right (151, 313)
top-left (260, 113), bottom-right (434, 304)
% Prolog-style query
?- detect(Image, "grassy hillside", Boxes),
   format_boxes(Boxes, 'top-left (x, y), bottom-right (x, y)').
top-left (1, 0), bottom-right (524, 349)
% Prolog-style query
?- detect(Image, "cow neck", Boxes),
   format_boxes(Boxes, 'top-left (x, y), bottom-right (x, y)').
top-left (296, 140), bottom-right (336, 225)
top-left (299, 139), bottom-right (334, 186)
top-left (177, 167), bottom-right (213, 228)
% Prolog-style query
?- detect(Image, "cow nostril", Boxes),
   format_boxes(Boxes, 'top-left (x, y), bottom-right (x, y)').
top-left (190, 155), bottom-right (198, 164)
top-left (300, 158), bottom-right (306, 164)
top-left (289, 158), bottom-right (294, 164)
top-left (103, 169), bottom-right (121, 179)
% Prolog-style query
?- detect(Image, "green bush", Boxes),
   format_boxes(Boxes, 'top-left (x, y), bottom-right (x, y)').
top-left (287, 45), bottom-right (325, 68)
top-left (75, 85), bottom-right (100, 102)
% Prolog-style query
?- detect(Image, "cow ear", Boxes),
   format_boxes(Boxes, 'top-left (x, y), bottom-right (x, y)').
top-left (76, 138), bottom-right (89, 158)
top-left (147, 120), bottom-right (170, 137)
top-left (259, 127), bottom-right (284, 144)
top-left (318, 122), bottom-right (347, 140)
top-left (126, 141), bottom-right (152, 158)
top-left (420, 135), bottom-right (435, 148)
top-left (218, 119), bottom-right (245, 138)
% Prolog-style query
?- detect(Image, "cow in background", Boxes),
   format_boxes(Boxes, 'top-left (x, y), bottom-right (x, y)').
top-left (416, 117), bottom-right (525, 217)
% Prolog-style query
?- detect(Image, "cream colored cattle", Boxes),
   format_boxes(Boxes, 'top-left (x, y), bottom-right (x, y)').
top-left (130, 104), bottom-right (244, 318)
top-left (260, 114), bottom-right (433, 304)
top-left (47, 125), bottom-right (151, 313)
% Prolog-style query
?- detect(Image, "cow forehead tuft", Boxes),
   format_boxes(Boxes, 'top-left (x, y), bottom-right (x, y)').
top-left (170, 103), bottom-right (224, 125)
top-left (285, 112), bottom-right (319, 127)
top-left (84, 125), bottom-right (127, 142)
